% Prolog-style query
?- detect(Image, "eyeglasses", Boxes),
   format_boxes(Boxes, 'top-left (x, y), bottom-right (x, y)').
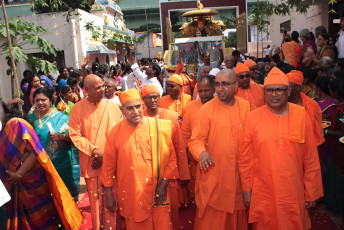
top-left (166, 84), bottom-right (178, 88)
top-left (125, 103), bottom-right (142, 111)
top-left (238, 74), bottom-right (250, 79)
top-left (264, 87), bottom-right (288, 95)
top-left (214, 81), bottom-right (237, 87)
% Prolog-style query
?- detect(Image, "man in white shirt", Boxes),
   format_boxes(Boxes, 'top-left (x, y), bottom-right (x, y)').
top-left (127, 48), bottom-right (163, 96)
top-left (197, 47), bottom-right (223, 82)
top-left (104, 78), bottom-right (121, 106)
top-left (224, 55), bottom-right (235, 70)
top-left (337, 17), bottom-right (344, 58)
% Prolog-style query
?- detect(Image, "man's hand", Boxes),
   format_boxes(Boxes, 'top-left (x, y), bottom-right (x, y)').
top-left (305, 201), bottom-right (316, 208)
top-left (6, 170), bottom-right (21, 183)
top-left (179, 49), bottom-right (183, 58)
top-left (155, 179), bottom-right (168, 205)
top-left (243, 190), bottom-right (252, 209)
top-left (198, 151), bottom-right (215, 170)
top-left (91, 149), bottom-right (103, 169)
top-left (48, 133), bottom-right (64, 142)
top-left (81, 53), bottom-right (90, 68)
top-left (105, 187), bottom-right (116, 213)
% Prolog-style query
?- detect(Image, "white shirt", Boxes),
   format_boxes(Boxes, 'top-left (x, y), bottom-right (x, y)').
top-left (106, 95), bottom-right (121, 106)
top-left (127, 63), bottom-right (163, 96)
top-left (337, 30), bottom-right (344, 58)
top-left (121, 74), bottom-right (128, 92)
top-left (197, 62), bottom-right (220, 81)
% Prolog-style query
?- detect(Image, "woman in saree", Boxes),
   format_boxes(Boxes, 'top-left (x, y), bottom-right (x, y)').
top-left (28, 87), bottom-right (79, 200)
top-left (56, 85), bottom-right (75, 116)
top-left (0, 102), bottom-right (82, 230)
top-left (324, 77), bottom-right (344, 228)
top-left (311, 33), bottom-right (335, 68)
top-left (298, 29), bottom-right (317, 67)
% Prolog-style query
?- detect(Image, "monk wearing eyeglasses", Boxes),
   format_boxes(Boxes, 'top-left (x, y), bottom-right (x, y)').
top-left (189, 69), bottom-right (250, 230)
top-left (159, 74), bottom-right (192, 124)
top-left (235, 63), bottom-right (264, 109)
top-left (238, 67), bottom-right (323, 229)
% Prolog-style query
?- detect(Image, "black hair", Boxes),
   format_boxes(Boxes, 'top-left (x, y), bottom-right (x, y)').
top-left (198, 75), bottom-right (214, 87)
top-left (336, 59), bottom-right (344, 70)
top-left (123, 64), bottom-right (132, 75)
top-left (46, 87), bottom-right (57, 104)
top-left (67, 77), bottom-right (78, 88)
top-left (291, 31), bottom-right (299, 43)
top-left (0, 100), bottom-right (9, 114)
top-left (232, 50), bottom-right (241, 57)
top-left (302, 68), bottom-right (318, 83)
top-left (152, 63), bottom-right (161, 77)
top-left (330, 77), bottom-right (344, 99)
top-left (315, 26), bottom-right (327, 34)
top-left (319, 33), bottom-right (330, 44)
top-left (60, 85), bottom-right (71, 95)
top-left (98, 64), bottom-right (109, 75)
top-left (59, 66), bottom-right (68, 75)
top-left (333, 70), bottom-right (344, 79)
top-left (21, 70), bottom-right (33, 90)
top-left (310, 32), bottom-right (316, 42)
top-left (315, 76), bottom-right (331, 96)
top-left (67, 67), bottom-right (75, 72)
top-left (4, 103), bottom-right (32, 126)
top-left (271, 54), bottom-right (281, 63)
top-left (33, 87), bottom-right (53, 103)
top-left (70, 70), bottom-right (82, 79)
top-left (27, 74), bottom-right (40, 99)
top-left (92, 62), bottom-right (99, 73)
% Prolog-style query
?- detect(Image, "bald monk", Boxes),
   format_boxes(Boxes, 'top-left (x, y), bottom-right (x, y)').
top-left (160, 74), bottom-right (192, 122)
top-left (175, 50), bottom-right (196, 95)
top-left (69, 74), bottom-right (123, 229)
top-left (189, 69), bottom-right (250, 230)
top-left (141, 84), bottom-right (190, 230)
top-left (101, 89), bottom-right (178, 230)
top-left (182, 76), bottom-right (215, 201)
top-left (287, 70), bottom-right (324, 146)
top-left (193, 66), bottom-right (213, 100)
top-left (238, 67), bottom-right (323, 229)
top-left (235, 63), bottom-right (264, 109)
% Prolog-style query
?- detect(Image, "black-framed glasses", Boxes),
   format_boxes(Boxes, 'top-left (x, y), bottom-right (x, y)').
top-left (214, 81), bottom-right (237, 87)
top-left (238, 74), bottom-right (250, 79)
top-left (264, 87), bottom-right (288, 95)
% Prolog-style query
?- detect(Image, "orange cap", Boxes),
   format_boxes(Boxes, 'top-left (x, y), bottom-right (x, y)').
top-left (141, 84), bottom-right (159, 98)
top-left (244, 59), bottom-right (257, 68)
top-left (119, 89), bottom-right (141, 105)
top-left (264, 67), bottom-right (289, 87)
top-left (286, 70), bottom-right (304, 86)
top-left (234, 63), bottom-right (250, 75)
top-left (168, 74), bottom-right (183, 86)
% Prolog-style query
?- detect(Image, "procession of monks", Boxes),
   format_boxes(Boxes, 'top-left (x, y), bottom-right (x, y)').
top-left (67, 51), bottom-right (323, 230)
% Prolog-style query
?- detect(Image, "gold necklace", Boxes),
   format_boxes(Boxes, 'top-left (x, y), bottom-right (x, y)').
top-left (38, 109), bottom-right (53, 129)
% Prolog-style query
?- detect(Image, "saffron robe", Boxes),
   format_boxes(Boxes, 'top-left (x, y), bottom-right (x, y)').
top-left (159, 94), bottom-right (191, 118)
top-left (235, 83), bottom-right (265, 109)
top-left (238, 103), bottom-right (323, 229)
top-left (189, 96), bottom-right (250, 229)
top-left (101, 117), bottom-right (178, 224)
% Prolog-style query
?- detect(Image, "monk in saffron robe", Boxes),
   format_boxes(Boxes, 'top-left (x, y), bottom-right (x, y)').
top-left (101, 89), bottom-right (178, 230)
top-left (159, 74), bottom-right (191, 122)
top-left (69, 74), bottom-right (123, 229)
top-left (238, 67), bottom-right (323, 230)
top-left (235, 63), bottom-right (264, 109)
top-left (182, 76), bottom-right (215, 200)
top-left (287, 70), bottom-right (324, 146)
top-left (189, 69), bottom-right (250, 230)
top-left (141, 84), bottom-right (190, 230)
top-left (175, 50), bottom-right (196, 95)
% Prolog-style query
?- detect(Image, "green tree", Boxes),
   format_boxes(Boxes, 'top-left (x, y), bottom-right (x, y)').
top-left (225, 32), bottom-right (237, 48)
top-left (0, 17), bottom-right (59, 75)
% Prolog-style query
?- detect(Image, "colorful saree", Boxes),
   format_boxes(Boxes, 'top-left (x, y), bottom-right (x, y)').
top-left (29, 111), bottom-right (79, 199)
top-left (0, 118), bottom-right (82, 229)
top-left (56, 100), bottom-right (74, 116)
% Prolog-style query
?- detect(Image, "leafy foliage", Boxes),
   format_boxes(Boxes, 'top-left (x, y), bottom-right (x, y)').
top-left (225, 32), bottom-right (237, 48)
top-left (0, 17), bottom-right (59, 75)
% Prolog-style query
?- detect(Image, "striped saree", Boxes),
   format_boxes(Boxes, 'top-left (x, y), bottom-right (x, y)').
top-left (0, 118), bottom-right (82, 230)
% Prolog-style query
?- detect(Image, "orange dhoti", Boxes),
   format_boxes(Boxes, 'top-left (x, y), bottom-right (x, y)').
top-left (194, 206), bottom-right (248, 230)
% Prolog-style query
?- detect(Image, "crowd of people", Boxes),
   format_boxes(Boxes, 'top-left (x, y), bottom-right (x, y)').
top-left (0, 18), bottom-right (344, 230)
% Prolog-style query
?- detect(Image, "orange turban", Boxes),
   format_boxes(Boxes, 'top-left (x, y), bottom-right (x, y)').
top-left (234, 63), bottom-right (250, 75)
top-left (244, 59), bottom-right (257, 68)
top-left (264, 67), bottom-right (289, 87)
top-left (119, 89), bottom-right (141, 105)
top-left (286, 70), bottom-right (304, 86)
top-left (168, 74), bottom-right (183, 86)
top-left (141, 84), bottom-right (159, 98)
